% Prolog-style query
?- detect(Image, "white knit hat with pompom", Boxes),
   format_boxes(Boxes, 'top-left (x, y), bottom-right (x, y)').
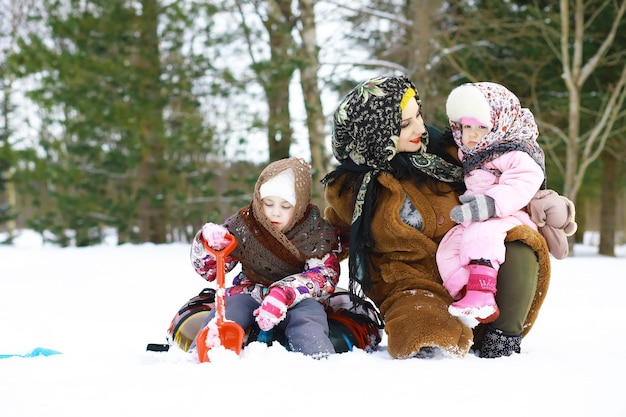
top-left (446, 84), bottom-right (493, 130)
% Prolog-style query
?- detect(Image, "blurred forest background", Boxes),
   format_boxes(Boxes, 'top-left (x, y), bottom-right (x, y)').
top-left (0, 0), bottom-right (624, 256)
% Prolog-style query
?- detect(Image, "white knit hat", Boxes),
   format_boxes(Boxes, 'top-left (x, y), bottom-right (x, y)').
top-left (446, 84), bottom-right (493, 130)
top-left (259, 168), bottom-right (296, 206)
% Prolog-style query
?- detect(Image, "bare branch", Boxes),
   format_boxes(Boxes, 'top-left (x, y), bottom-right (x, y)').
top-left (579, 0), bottom-right (626, 84)
top-left (581, 63), bottom-right (626, 167)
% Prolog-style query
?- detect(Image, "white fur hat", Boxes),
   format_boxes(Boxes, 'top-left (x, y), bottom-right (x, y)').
top-left (259, 168), bottom-right (296, 206)
top-left (446, 84), bottom-right (493, 130)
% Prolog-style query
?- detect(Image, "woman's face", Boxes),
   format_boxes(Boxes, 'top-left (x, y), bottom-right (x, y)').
top-left (262, 196), bottom-right (295, 232)
top-left (397, 98), bottom-right (426, 152)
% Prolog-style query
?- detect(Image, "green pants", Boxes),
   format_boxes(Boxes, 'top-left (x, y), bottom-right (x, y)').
top-left (491, 241), bottom-right (539, 336)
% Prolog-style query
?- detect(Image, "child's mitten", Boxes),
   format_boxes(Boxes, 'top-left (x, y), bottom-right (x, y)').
top-left (254, 287), bottom-right (288, 331)
top-left (201, 222), bottom-right (230, 250)
top-left (450, 194), bottom-right (496, 223)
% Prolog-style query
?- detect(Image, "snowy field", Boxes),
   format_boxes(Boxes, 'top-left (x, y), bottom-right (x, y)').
top-left (1, 230), bottom-right (625, 417)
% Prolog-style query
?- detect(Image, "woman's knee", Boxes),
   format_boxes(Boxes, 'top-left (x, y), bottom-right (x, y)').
top-left (493, 241), bottom-right (539, 335)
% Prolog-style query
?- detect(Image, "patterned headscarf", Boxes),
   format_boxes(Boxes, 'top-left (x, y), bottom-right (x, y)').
top-left (226, 157), bottom-right (337, 285)
top-left (447, 82), bottom-right (546, 187)
top-left (252, 156), bottom-right (312, 237)
top-left (333, 76), bottom-right (420, 170)
top-left (330, 75), bottom-right (462, 289)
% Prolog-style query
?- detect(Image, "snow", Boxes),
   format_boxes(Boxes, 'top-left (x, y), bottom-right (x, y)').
top-left (1, 230), bottom-right (625, 417)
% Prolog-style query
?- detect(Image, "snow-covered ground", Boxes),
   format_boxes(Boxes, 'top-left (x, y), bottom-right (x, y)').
top-left (1, 230), bottom-right (624, 417)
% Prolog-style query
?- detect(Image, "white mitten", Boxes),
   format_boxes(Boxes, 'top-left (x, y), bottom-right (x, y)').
top-left (201, 222), bottom-right (230, 250)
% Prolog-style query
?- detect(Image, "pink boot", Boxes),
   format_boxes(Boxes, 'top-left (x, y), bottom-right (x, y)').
top-left (448, 264), bottom-right (500, 328)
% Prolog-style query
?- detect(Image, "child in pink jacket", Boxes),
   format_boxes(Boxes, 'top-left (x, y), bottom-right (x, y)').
top-left (436, 82), bottom-right (545, 328)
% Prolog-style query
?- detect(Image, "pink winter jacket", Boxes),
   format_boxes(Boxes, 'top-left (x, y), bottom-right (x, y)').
top-left (461, 150), bottom-right (544, 219)
top-left (437, 150), bottom-right (544, 297)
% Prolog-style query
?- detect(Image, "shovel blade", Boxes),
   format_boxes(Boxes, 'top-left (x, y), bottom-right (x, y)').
top-left (196, 322), bottom-right (245, 363)
top-left (219, 322), bottom-right (246, 353)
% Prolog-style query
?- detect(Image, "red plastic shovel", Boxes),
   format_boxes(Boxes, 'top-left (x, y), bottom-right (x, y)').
top-left (196, 233), bottom-right (245, 362)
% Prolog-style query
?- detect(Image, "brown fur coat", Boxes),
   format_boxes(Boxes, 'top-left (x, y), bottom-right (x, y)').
top-left (324, 171), bottom-right (550, 358)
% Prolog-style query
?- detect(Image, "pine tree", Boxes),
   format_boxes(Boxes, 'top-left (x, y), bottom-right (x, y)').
top-left (9, 0), bottom-right (224, 244)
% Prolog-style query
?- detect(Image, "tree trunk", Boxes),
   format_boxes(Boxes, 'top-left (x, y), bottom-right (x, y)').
top-left (5, 172), bottom-right (17, 237)
top-left (408, 0), bottom-right (446, 123)
top-left (297, 0), bottom-right (328, 207)
top-left (599, 151), bottom-right (618, 256)
top-left (138, 0), bottom-right (167, 243)
top-left (263, 1), bottom-right (295, 162)
top-left (573, 195), bottom-right (586, 244)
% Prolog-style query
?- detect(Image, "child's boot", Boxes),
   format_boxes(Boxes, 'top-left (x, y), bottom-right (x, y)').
top-left (448, 264), bottom-right (499, 327)
top-left (479, 327), bottom-right (521, 358)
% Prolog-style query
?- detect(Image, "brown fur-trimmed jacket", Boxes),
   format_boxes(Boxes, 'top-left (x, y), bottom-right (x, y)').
top-left (324, 171), bottom-right (550, 358)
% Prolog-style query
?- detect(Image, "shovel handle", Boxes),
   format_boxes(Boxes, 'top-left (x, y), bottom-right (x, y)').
top-left (196, 231), bottom-right (244, 362)
top-left (201, 232), bottom-right (237, 328)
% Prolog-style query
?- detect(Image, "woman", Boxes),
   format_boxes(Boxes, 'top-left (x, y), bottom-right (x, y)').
top-left (322, 76), bottom-right (551, 359)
